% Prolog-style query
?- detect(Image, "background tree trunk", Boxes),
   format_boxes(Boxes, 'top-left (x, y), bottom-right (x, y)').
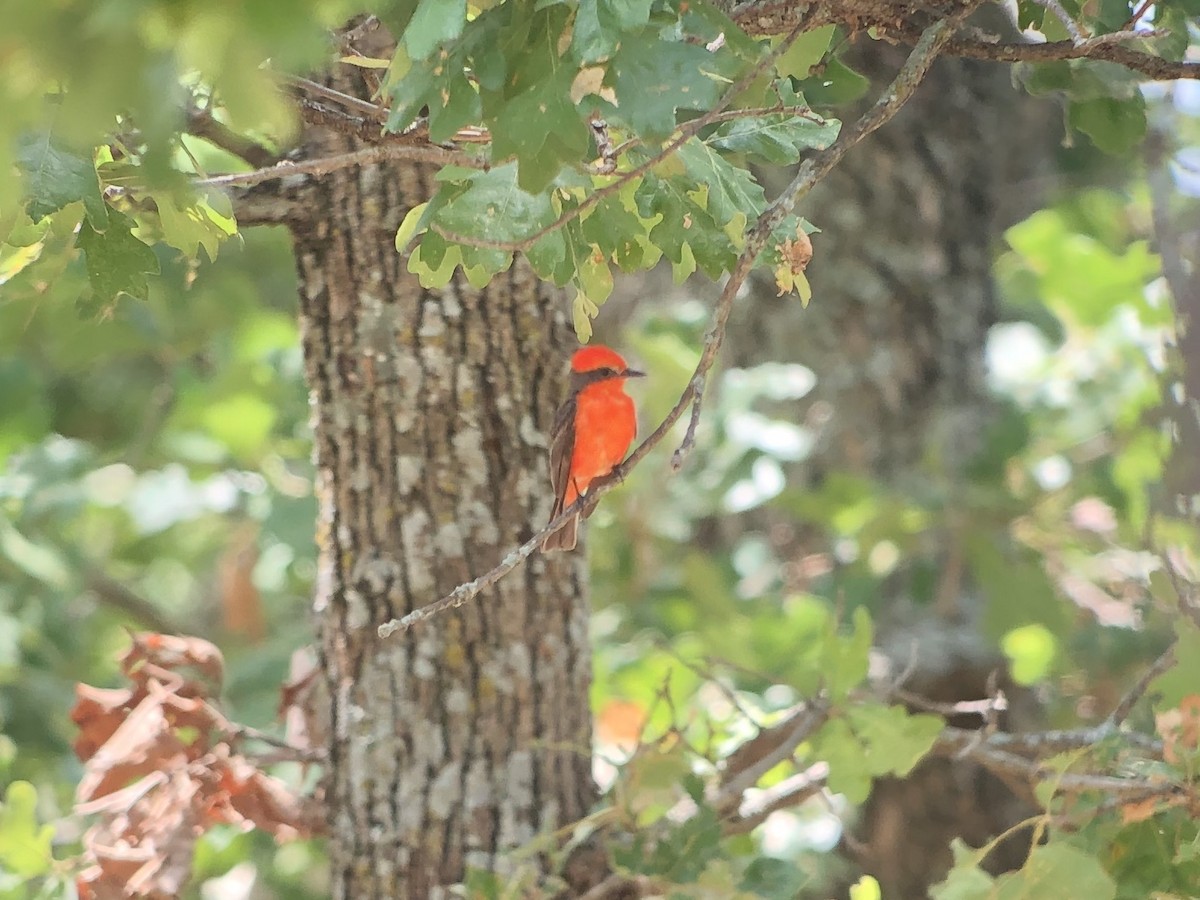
top-left (285, 63), bottom-right (594, 897)
top-left (605, 30), bottom-right (1059, 897)
top-left (735, 47), bottom-right (1058, 899)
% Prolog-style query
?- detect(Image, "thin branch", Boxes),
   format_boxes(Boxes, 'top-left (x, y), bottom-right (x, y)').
top-left (185, 107), bottom-right (277, 168)
top-left (1033, 0), bottom-right (1083, 43)
top-left (890, 686), bottom-right (1008, 720)
top-left (84, 569), bottom-right (179, 634)
top-left (724, 2), bottom-right (1199, 81)
top-left (378, 10), bottom-right (970, 637)
top-left (282, 74), bottom-right (388, 122)
top-left (935, 730), bottom-right (1185, 798)
top-left (671, 374), bottom-right (706, 472)
top-left (1108, 643), bottom-right (1177, 727)
top-left (713, 700), bottom-right (830, 812)
top-left (938, 33), bottom-right (1200, 81)
top-left (195, 142), bottom-right (482, 191)
top-left (724, 763), bottom-right (829, 835)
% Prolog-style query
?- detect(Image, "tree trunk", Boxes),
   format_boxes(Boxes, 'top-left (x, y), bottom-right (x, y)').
top-left (286, 66), bottom-right (594, 897)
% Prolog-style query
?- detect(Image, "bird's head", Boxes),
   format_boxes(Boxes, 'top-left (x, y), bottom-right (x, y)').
top-left (569, 345), bottom-right (645, 382)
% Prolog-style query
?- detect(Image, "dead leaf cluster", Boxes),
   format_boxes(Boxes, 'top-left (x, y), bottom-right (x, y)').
top-left (71, 632), bottom-right (322, 899)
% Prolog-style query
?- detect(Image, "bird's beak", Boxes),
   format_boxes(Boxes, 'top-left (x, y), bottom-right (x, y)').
top-left (624, 369), bottom-right (646, 379)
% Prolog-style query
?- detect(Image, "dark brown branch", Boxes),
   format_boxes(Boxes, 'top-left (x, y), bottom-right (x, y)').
top-left (1108, 642), bottom-right (1177, 727)
top-left (723, 763), bottom-right (829, 834)
top-left (937, 33), bottom-right (1200, 81)
top-left (185, 107), bottom-right (278, 168)
top-left (282, 74), bottom-right (388, 122)
top-left (84, 569), bottom-right (179, 634)
top-left (195, 142), bottom-right (482, 191)
top-left (723, 0), bottom-right (1200, 81)
top-left (379, 10), bottom-right (970, 637)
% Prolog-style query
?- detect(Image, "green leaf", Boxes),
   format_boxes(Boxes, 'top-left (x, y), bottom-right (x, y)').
top-left (0, 782), bottom-right (54, 878)
top-left (993, 842), bottom-right (1115, 900)
top-left (740, 857), bottom-right (810, 900)
top-left (849, 875), bottom-right (882, 900)
top-left (708, 110), bottom-right (841, 164)
top-left (813, 718), bottom-right (873, 803)
top-left (409, 234), bottom-right (463, 289)
top-left (572, 289), bottom-right (599, 342)
top-left (433, 163), bottom-right (556, 244)
top-left (428, 69), bottom-right (483, 143)
top-left (930, 839), bottom-right (997, 900)
top-left (634, 172), bottom-right (736, 278)
top-left (797, 57), bottom-right (869, 106)
top-left (846, 702), bottom-right (943, 778)
top-left (1150, 619), bottom-right (1200, 710)
top-left (16, 132), bottom-right (108, 229)
top-left (1069, 95), bottom-right (1147, 157)
top-left (0, 519), bottom-right (70, 588)
top-left (571, 0), bottom-right (653, 63)
top-left (395, 201), bottom-right (432, 254)
top-left (404, 0), bottom-right (467, 60)
top-left (76, 209), bottom-right (160, 310)
top-left (154, 191), bottom-right (237, 262)
top-left (578, 246), bottom-right (614, 307)
top-left (608, 31), bottom-right (724, 139)
top-left (823, 605), bottom-right (872, 698)
top-left (774, 25), bottom-right (835, 80)
top-left (582, 192), bottom-right (649, 270)
top-left (487, 6), bottom-right (590, 192)
top-left (1001, 624), bottom-right (1059, 686)
top-left (619, 742), bottom-right (691, 826)
top-left (678, 137), bottom-right (766, 230)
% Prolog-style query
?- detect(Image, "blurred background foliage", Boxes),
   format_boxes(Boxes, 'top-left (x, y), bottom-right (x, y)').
top-left (2, 0), bottom-right (1200, 897)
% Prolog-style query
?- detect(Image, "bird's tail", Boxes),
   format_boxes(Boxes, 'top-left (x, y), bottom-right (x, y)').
top-left (542, 496), bottom-right (578, 552)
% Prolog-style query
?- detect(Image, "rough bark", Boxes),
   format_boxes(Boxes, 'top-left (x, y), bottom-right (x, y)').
top-left (286, 63), bottom-right (594, 897)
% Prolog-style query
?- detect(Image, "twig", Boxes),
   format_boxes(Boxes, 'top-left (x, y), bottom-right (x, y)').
top-left (1033, 0), bottom-right (1083, 43)
top-left (282, 74), bottom-right (388, 122)
top-left (1162, 546), bottom-right (1200, 631)
top-left (724, 763), bottom-right (829, 834)
top-left (713, 699), bottom-right (830, 812)
top-left (934, 730), bottom-right (1184, 798)
top-left (84, 569), bottom-right (179, 634)
top-left (1127, 0), bottom-right (1154, 29)
top-left (1108, 643), bottom-right (1177, 727)
top-left (379, 12), bottom-right (969, 637)
top-left (671, 374), bottom-right (706, 472)
top-left (337, 14), bottom-right (382, 51)
top-left (938, 33), bottom-right (1199, 80)
top-left (890, 687), bottom-right (1007, 720)
top-left (195, 142), bottom-right (481, 191)
top-left (185, 107), bottom-right (277, 168)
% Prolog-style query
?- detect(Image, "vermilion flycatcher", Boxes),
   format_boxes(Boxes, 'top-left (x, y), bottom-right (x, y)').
top-left (542, 345), bottom-right (644, 551)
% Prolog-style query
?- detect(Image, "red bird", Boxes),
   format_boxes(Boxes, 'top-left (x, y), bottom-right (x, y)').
top-left (542, 345), bottom-right (644, 551)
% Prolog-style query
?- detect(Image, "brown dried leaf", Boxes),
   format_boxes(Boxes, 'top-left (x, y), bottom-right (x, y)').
top-left (71, 684), bottom-right (136, 762)
top-left (123, 632), bottom-right (225, 695)
top-left (76, 694), bottom-right (187, 803)
top-left (1120, 796), bottom-right (1158, 824)
top-left (214, 747), bottom-right (322, 838)
top-left (218, 523), bottom-right (265, 642)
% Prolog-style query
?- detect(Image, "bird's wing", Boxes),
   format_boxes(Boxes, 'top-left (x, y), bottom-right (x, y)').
top-left (547, 395), bottom-right (577, 512)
